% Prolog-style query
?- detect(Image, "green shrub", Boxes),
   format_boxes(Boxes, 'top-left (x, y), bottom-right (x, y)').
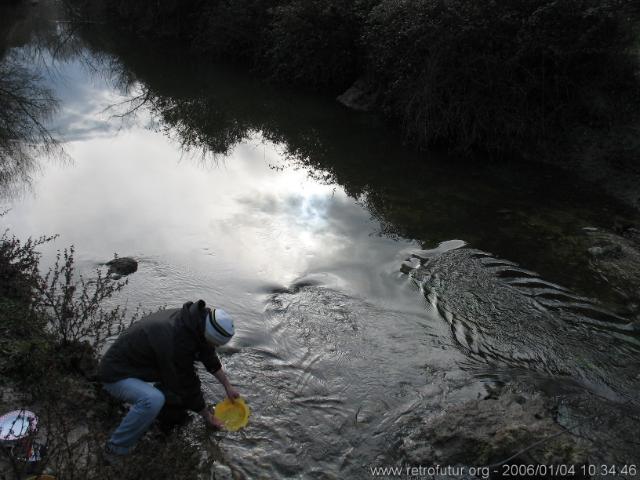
top-left (0, 230), bottom-right (55, 303)
top-left (100, 0), bottom-right (204, 39)
top-left (1, 228), bottom-right (135, 380)
top-left (192, 0), bottom-right (275, 62)
top-left (364, 0), bottom-right (639, 154)
top-left (0, 297), bottom-right (51, 383)
top-left (36, 246), bottom-right (131, 352)
top-left (76, 0), bottom-right (640, 156)
top-left (265, 0), bottom-right (362, 89)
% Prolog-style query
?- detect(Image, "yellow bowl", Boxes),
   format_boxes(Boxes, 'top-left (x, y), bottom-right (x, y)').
top-left (213, 397), bottom-right (251, 431)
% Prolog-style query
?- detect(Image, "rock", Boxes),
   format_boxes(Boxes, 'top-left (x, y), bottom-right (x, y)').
top-left (587, 244), bottom-right (623, 259)
top-left (583, 229), bottom-right (640, 307)
top-left (211, 462), bottom-right (233, 480)
top-left (588, 246), bottom-right (604, 257)
top-left (398, 389), bottom-right (590, 467)
top-left (106, 257), bottom-right (138, 276)
top-left (400, 258), bottom-right (420, 274)
top-left (336, 77), bottom-right (378, 112)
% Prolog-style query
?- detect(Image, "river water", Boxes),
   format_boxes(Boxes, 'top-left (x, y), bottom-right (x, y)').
top-left (2, 3), bottom-right (640, 479)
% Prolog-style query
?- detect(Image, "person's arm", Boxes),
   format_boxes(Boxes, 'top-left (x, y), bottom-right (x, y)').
top-left (197, 368), bottom-right (238, 429)
top-left (213, 367), bottom-right (240, 401)
top-left (198, 342), bottom-right (240, 401)
top-left (195, 368), bottom-right (238, 430)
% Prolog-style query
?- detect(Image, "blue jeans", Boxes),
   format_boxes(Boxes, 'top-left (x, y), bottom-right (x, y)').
top-left (103, 378), bottom-right (165, 455)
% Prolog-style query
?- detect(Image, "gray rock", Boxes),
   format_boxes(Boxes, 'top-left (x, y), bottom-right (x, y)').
top-left (584, 229), bottom-right (640, 303)
top-left (398, 389), bottom-right (590, 467)
top-left (628, 322), bottom-right (640, 333)
top-left (588, 246), bottom-right (604, 257)
top-left (211, 463), bottom-right (233, 480)
top-left (400, 257), bottom-right (421, 274)
top-left (588, 244), bottom-right (623, 259)
top-left (106, 257), bottom-right (138, 276)
top-left (336, 77), bottom-right (378, 112)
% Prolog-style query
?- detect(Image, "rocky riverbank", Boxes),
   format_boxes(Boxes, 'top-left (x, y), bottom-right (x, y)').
top-left (0, 375), bottom-right (230, 479)
top-left (396, 221), bottom-right (640, 475)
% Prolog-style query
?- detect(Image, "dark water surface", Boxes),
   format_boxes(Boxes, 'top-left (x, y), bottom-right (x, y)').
top-left (2, 3), bottom-right (639, 479)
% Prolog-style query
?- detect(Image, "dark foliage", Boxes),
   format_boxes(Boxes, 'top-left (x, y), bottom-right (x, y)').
top-left (0, 230), bottom-right (55, 303)
top-left (265, 0), bottom-right (361, 89)
top-left (80, 0), bottom-right (640, 157)
top-left (100, 0), bottom-right (204, 40)
top-left (364, 0), bottom-right (640, 154)
top-left (192, 0), bottom-right (275, 63)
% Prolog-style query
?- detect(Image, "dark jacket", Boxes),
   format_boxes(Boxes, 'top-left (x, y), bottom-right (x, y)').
top-left (98, 300), bottom-right (222, 412)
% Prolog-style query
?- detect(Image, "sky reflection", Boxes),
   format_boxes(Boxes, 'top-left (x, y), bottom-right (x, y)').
top-left (45, 56), bottom-right (144, 142)
top-left (3, 114), bottom-right (414, 309)
top-left (1, 21), bottom-right (414, 309)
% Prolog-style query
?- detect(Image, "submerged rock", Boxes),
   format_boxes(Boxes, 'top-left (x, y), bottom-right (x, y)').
top-left (399, 388), bottom-right (590, 467)
top-left (106, 257), bottom-right (138, 276)
top-left (400, 257), bottom-right (420, 274)
top-left (336, 77), bottom-right (378, 112)
top-left (587, 244), bottom-right (623, 259)
top-left (584, 229), bottom-right (640, 306)
top-left (211, 463), bottom-right (233, 480)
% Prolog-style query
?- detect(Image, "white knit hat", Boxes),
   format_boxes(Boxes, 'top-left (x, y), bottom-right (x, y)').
top-left (204, 308), bottom-right (234, 346)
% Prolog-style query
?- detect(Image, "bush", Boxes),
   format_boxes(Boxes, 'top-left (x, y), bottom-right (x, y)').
top-left (0, 230), bottom-right (55, 303)
top-left (0, 297), bottom-right (50, 383)
top-left (77, 0), bottom-right (640, 156)
top-left (193, 0), bottom-right (275, 63)
top-left (0, 228), bottom-right (136, 381)
top-left (36, 246), bottom-right (131, 353)
top-left (99, 0), bottom-right (204, 39)
top-left (363, 0), bottom-right (639, 154)
top-left (265, 0), bottom-right (362, 89)
top-left (193, 0), bottom-right (365, 89)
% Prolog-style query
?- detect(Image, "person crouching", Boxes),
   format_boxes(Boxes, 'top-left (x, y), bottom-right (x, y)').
top-left (98, 299), bottom-right (239, 458)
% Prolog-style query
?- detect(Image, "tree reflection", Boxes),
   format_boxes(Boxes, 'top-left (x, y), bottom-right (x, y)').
top-left (0, 2), bottom-right (63, 199)
top-left (0, 56), bottom-right (59, 197)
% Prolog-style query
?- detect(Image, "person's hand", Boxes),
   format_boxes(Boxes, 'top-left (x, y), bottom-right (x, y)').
top-left (225, 386), bottom-right (240, 402)
top-left (209, 414), bottom-right (225, 430)
top-left (200, 408), bottom-right (224, 430)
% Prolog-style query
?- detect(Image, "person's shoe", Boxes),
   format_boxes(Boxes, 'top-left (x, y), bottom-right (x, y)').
top-left (102, 442), bottom-right (127, 468)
